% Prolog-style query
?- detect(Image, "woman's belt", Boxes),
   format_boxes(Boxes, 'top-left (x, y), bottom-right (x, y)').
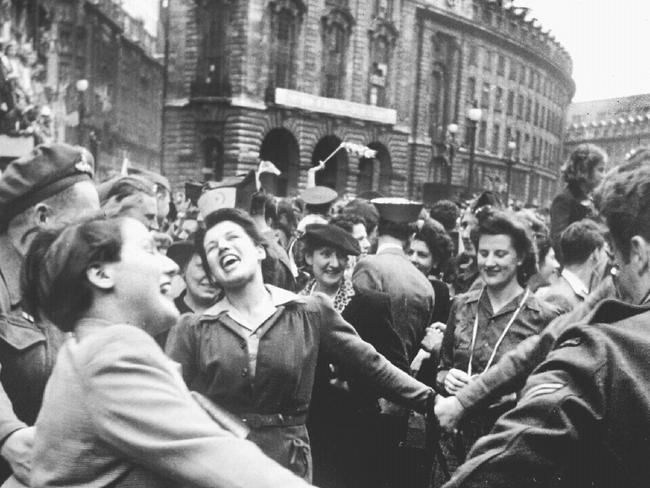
top-left (240, 413), bottom-right (307, 428)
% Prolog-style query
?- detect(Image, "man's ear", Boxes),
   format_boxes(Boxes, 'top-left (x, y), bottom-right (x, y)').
top-left (629, 236), bottom-right (650, 274)
top-left (32, 203), bottom-right (54, 227)
top-left (86, 263), bottom-right (115, 291)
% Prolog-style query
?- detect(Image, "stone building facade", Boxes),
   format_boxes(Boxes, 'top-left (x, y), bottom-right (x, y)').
top-left (162, 0), bottom-right (573, 205)
top-left (565, 94), bottom-right (650, 168)
top-left (0, 0), bottom-right (162, 179)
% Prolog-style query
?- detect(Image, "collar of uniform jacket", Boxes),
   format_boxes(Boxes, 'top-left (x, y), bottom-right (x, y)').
top-left (0, 233), bottom-right (23, 309)
top-left (587, 298), bottom-right (650, 325)
top-left (462, 286), bottom-right (542, 315)
top-left (202, 285), bottom-right (305, 318)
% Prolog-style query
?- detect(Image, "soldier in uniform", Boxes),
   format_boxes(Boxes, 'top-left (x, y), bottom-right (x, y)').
top-left (0, 143), bottom-right (99, 484)
top-left (442, 154), bottom-right (650, 487)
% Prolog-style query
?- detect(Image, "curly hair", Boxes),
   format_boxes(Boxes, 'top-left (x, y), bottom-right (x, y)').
top-left (561, 144), bottom-right (607, 187)
top-left (472, 210), bottom-right (537, 286)
top-left (412, 218), bottom-right (454, 274)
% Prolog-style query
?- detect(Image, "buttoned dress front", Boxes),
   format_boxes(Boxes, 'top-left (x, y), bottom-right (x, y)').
top-left (434, 287), bottom-right (551, 478)
top-left (166, 285), bottom-right (433, 481)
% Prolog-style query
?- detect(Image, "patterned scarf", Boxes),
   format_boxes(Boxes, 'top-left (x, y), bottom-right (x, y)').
top-left (300, 278), bottom-right (356, 313)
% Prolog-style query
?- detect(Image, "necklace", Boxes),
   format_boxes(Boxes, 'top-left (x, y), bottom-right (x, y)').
top-left (467, 287), bottom-right (530, 377)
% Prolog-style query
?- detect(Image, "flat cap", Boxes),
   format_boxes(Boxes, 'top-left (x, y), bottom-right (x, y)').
top-left (0, 143), bottom-right (94, 226)
top-left (300, 186), bottom-right (338, 206)
top-left (167, 240), bottom-right (196, 270)
top-left (301, 223), bottom-right (360, 256)
top-left (128, 167), bottom-right (171, 193)
top-left (372, 197), bottom-right (423, 223)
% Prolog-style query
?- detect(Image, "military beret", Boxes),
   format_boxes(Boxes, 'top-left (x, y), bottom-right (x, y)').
top-left (301, 223), bottom-right (360, 256)
top-left (300, 186), bottom-right (338, 206)
top-left (372, 197), bottom-right (423, 224)
top-left (0, 143), bottom-right (94, 226)
top-left (97, 175), bottom-right (154, 205)
top-left (167, 240), bottom-right (196, 270)
top-left (128, 167), bottom-right (172, 193)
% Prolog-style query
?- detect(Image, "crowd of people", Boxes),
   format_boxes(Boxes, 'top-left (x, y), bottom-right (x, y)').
top-left (0, 140), bottom-right (650, 487)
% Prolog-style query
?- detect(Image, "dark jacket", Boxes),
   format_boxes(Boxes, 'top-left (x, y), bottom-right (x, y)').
top-left (352, 247), bottom-right (435, 361)
top-left (445, 298), bottom-right (650, 488)
top-left (550, 184), bottom-right (598, 262)
top-left (166, 286), bottom-right (432, 480)
top-left (0, 235), bottom-right (64, 481)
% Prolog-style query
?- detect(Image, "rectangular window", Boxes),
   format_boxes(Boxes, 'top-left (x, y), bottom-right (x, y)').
top-left (516, 130), bottom-right (521, 152)
top-left (524, 133), bottom-right (530, 160)
top-left (517, 94), bottom-right (524, 119)
top-left (497, 55), bottom-right (505, 76)
top-left (478, 120), bottom-right (487, 149)
top-left (519, 63), bottom-right (526, 84)
top-left (532, 137), bottom-right (537, 162)
top-left (525, 98), bottom-right (532, 122)
top-left (481, 82), bottom-right (490, 109)
top-left (534, 101), bottom-right (539, 126)
top-left (467, 77), bottom-right (476, 103)
top-left (464, 117), bottom-right (475, 146)
top-left (469, 45), bottom-right (478, 66)
top-left (483, 50), bottom-right (491, 72)
top-left (508, 58), bottom-right (516, 80)
top-left (540, 106), bottom-right (546, 129)
top-left (506, 90), bottom-right (514, 115)
top-left (505, 127), bottom-right (513, 150)
top-left (492, 123), bottom-right (500, 154)
top-left (495, 87), bottom-right (503, 112)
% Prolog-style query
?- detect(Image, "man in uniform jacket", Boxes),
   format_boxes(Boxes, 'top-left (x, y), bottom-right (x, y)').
top-left (352, 198), bottom-right (435, 362)
top-left (442, 152), bottom-right (650, 488)
top-left (0, 144), bottom-right (100, 484)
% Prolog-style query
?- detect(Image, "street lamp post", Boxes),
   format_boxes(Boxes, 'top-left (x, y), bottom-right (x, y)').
top-left (505, 139), bottom-right (518, 205)
top-left (76, 79), bottom-right (89, 146)
top-left (446, 123), bottom-right (458, 185)
top-left (465, 103), bottom-right (482, 197)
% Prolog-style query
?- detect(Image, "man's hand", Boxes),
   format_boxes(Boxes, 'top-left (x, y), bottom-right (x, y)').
top-left (420, 322), bottom-right (446, 353)
top-left (0, 427), bottom-right (34, 485)
top-left (444, 368), bottom-right (470, 395)
top-left (435, 395), bottom-right (465, 433)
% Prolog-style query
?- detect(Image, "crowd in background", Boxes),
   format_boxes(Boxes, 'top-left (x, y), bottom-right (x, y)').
top-left (2, 140), bottom-right (650, 487)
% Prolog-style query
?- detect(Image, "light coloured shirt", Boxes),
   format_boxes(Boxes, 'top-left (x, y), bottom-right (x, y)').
top-left (561, 268), bottom-right (589, 299)
top-left (376, 242), bottom-right (404, 254)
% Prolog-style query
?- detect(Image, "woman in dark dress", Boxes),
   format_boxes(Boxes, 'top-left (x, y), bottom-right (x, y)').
top-left (166, 209), bottom-right (435, 481)
top-left (299, 223), bottom-right (408, 488)
top-left (550, 143), bottom-right (607, 262)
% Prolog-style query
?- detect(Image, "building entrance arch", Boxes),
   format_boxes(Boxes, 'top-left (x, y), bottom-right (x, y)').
top-left (259, 128), bottom-right (300, 196)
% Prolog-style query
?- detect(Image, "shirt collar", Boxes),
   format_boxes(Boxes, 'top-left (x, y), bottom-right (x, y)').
top-left (376, 242), bottom-right (404, 254)
top-left (561, 268), bottom-right (589, 298)
top-left (203, 284), bottom-right (303, 317)
top-left (0, 233), bottom-right (23, 307)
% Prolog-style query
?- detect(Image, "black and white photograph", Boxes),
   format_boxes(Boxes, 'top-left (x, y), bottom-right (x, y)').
top-left (0, 0), bottom-right (649, 486)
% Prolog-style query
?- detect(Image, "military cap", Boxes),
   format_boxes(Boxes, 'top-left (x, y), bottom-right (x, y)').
top-left (0, 143), bottom-right (94, 226)
top-left (300, 186), bottom-right (338, 206)
top-left (97, 175), bottom-right (154, 205)
top-left (372, 197), bottom-right (423, 223)
top-left (128, 167), bottom-right (172, 193)
top-left (167, 240), bottom-right (196, 271)
top-left (301, 223), bottom-right (360, 256)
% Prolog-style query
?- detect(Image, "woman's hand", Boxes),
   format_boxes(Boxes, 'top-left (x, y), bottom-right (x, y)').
top-left (444, 368), bottom-right (470, 395)
top-left (435, 395), bottom-right (465, 433)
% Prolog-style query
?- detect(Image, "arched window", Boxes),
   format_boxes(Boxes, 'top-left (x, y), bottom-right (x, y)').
top-left (195, 0), bottom-right (230, 96)
top-left (270, 0), bottom-right (305, 89)
top-left (321, 6), bottom-right (354, 99)
top-left (369, 37), bottom-right (389, 106)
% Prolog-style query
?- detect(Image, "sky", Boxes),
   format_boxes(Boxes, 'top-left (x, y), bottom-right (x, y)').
top-left (122, 0), bottom-right (650, 103)
top-left (513, 0), bottom-right (650, 102)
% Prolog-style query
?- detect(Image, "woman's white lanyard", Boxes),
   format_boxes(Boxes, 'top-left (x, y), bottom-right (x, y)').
top-left (467, 287), bottom-right (530, 377)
